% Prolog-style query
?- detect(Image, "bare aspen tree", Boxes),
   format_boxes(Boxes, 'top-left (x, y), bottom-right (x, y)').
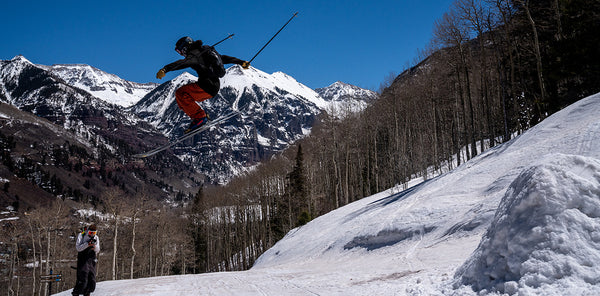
top-left (553, 0), bottom-right (563, 41)
top-left (26, 214), bottom-right (38, 296)
top-left (457, 0), bottom-right (497, 149)
top-left (102, 188), bottom-right (124, 281)
top-left (516, 0), bottom-right (547, 103)
top-left (434, 10), bottom-right (478, 160)
top-left (128, 195), bottom-right (147, 279)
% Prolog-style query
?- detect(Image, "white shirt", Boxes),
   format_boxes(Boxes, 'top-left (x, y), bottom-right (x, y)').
top-left (75, 232), bottom-right (100, 254)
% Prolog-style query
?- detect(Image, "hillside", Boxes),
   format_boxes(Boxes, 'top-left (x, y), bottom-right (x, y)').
top-left (0, 56), bottom-right (205, 208)
top-left (54, 91), bottom-right (600, 295)
top-left (0, 101), bottom-right (195, 210)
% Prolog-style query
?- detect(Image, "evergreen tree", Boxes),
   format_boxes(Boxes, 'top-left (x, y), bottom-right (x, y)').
top-left (189, 185), bottom-right (208, 272)
top-left (288, 145), bottom-right (310, 227)
top-left (270, 145), bottom-right (310, 241)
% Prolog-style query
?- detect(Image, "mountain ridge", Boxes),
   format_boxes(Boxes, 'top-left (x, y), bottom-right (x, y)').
top-left (0, 55), bottom-right (376, 187)
top-left (44, 63), bottom-right (158, 107)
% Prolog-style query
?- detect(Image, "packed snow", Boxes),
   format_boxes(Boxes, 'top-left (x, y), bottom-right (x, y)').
top-left (55, 92), bottom-right (600, 295)
top-left (455, 154), bottom-right (600, 294)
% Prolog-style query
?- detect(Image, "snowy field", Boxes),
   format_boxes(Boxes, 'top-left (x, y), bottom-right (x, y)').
top-left (55, 92), bottom-right (600, 295)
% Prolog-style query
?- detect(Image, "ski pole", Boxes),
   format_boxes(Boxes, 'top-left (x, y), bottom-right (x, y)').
top-left (249, 12), bottom-right (299, 63)
top-left (196, 34), bottom-right (234, 56)
top-left (212, 34), bottom-right (235, 47)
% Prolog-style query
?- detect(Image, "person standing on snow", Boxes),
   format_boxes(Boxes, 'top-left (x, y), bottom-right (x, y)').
top-left (156, 36), bottom-right (250, 133)
top-left (72, 224), bottom-right (100, 296)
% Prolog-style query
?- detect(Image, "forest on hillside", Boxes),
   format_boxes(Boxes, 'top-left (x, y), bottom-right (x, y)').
top-left (1, 0), bottom-right (599, 294)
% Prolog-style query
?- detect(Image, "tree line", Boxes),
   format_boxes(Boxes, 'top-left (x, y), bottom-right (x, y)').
top-left (1, 0), bottom-right (598, 294)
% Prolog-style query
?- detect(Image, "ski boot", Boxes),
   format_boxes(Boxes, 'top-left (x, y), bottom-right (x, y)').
top-left (184, 114), bottom-right (210, 134)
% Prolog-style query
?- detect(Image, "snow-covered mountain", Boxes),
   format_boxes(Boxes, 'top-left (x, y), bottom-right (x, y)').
top-left (132, 72), bottom-right (197, 135)
top-left (1, 56), bottom-right (128, 129)
top-left (0, 55), bottom-right (202, 200)
top-left (55, 92), bottom-right (600, 295)
top-left (132, 66), bottom-right (324, 183)
top-left (222, 66), bottom-right (328, 109)
top-left (42, 63), bottom-right (157, 107)
top-left (0, 56), bottom-right (149, 139)
top-left (1, 55), bottom-right (374, 185)
top-left (316, 81), bottom-right (377, 116)
top-left (131, 66), bottom-right (373, 183)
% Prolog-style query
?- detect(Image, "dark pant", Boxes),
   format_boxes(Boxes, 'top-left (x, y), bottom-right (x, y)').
top-left (72, 249), bottom-right (96, 296)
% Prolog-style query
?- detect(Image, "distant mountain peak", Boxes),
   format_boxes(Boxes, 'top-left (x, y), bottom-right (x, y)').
top-left (222, 65), bottom-right (328, 109)
top-left (315, 80), bottom-right (378, 116)
top-left (316, 81), bottom-right (377, 101)
top-left (172, 72), bottom-right (197, 84)
top-left (11, 55), bottom-right (32, 64)
top-left (330, 81), bottom-right (350, 87)
top-left (46, 63), bottom-right (158, 107)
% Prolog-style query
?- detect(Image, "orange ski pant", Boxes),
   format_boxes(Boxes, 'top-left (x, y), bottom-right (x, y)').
top-left (175, 83), bottom-right (213, 119)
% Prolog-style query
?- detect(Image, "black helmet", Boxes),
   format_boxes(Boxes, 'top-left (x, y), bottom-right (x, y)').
top-left (175, 36), bottom-right (193, 55)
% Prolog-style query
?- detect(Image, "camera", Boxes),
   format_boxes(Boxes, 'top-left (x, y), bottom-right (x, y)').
top-left (89, 236), bottom-right (97, 244)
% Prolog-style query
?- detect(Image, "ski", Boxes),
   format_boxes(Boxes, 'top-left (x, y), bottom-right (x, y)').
top-left (133, 111), bottom-right (239, 158)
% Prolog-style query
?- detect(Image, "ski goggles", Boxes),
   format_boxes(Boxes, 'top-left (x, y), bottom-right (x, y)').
top-left (87, 230), bottom-right (97, 236)
top-left (176, 48), bottom-right (187, 56)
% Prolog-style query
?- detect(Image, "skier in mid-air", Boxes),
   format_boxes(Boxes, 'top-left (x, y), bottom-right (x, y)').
top-left (156, 36), bottom-right (250, 133)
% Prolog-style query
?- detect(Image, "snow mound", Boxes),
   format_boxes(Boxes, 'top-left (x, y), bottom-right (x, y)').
top-left (455, 153), bottom-right (600, 295)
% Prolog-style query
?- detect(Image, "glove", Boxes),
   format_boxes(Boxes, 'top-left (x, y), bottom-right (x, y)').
top-left (156, 68), bottom-right (166, 79)
top-left (241, 61), bottom-right (250, 69)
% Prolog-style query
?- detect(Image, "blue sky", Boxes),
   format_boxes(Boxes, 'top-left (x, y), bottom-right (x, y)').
top-left (1, 0), bottom-right (454, 91)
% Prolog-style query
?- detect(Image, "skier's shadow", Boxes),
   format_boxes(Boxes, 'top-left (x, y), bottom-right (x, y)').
top-left (371, 179), bottom-right (431, 206)
top-left (343, 179), bottom-right (432, 222)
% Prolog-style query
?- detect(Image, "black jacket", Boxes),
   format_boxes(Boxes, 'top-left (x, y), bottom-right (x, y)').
top-left (162, 41), bottom-right (245, 96)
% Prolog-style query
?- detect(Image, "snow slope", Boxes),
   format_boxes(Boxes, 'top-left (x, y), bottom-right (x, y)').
top-left (55, 92), bottom-right (600, 295)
